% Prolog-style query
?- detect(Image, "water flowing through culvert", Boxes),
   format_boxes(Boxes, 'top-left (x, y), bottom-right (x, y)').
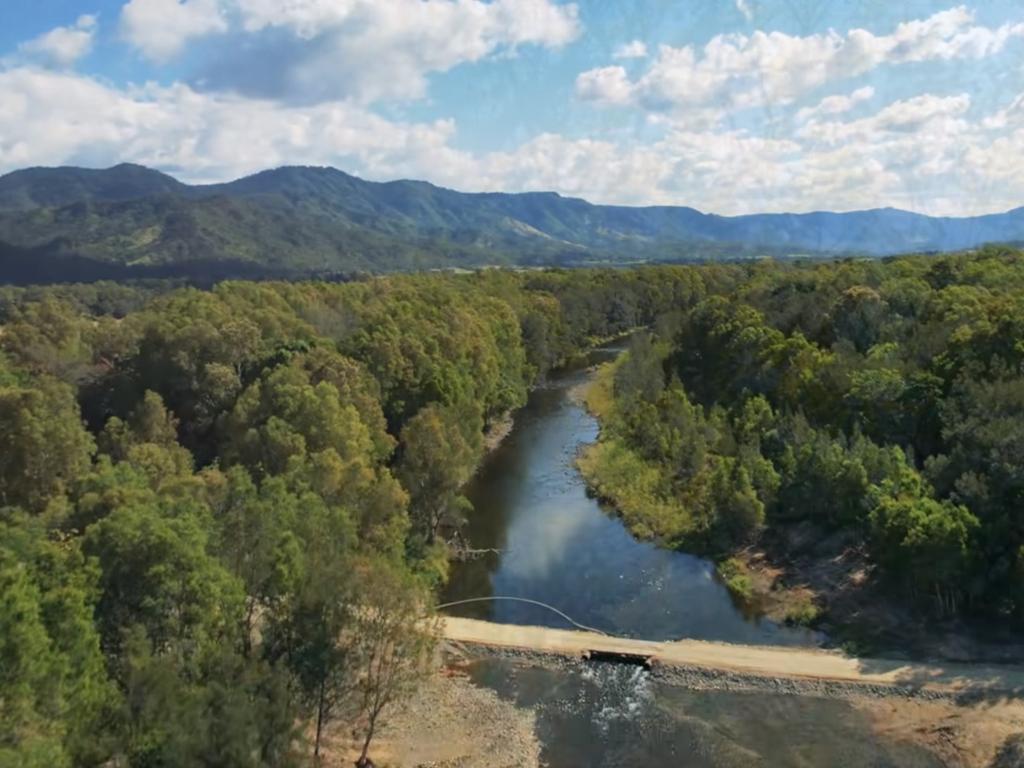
top-left (443, 343), bottom-right (948, 766)
top-left (578, 664), bottom-right (654, 736)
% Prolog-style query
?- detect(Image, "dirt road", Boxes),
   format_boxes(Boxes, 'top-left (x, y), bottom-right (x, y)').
top-left (441, 616), bottom-right (1024, 697)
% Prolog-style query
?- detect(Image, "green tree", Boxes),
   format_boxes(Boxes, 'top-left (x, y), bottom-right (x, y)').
top-left (0, 367), bottom-right (95, 514)
top-left (84, 498), bottom-right (244, 661)
top-left (0, 555), bottom-right (71, 768)
top-left (398, 403), bottom-right (482, 544)
top-left (869, 493), bottom-right (978, 615)
top-left (0, 514), bottom-right (118, 767)
top-left (706, 457), bottom-right (765, 549)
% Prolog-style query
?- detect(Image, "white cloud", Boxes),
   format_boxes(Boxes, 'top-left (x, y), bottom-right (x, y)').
top-left (233, 0), bottom-right (579, 47)
top-left (3, 66), bottom-right (1024, 218)
top-left (796, 85), bottom-right (875, 122)
top-left (574, 66), bottom-right (633, 105)
top-left (120, 0), bottom-right (227, 61)
top-left (983, 92), bottom-right (1024, 130)
top-left (613, 40), bottom-right (647, 59)
top-left (735, 0), bottom-right (754, 23)
top-left (0, 67), bottom-right (463, 183)
top-left (120, 0), bottom-right (580, 103)
top-left (576, 6), bottom-right (1024, 117)
top-left (797, 93), bottom-right (971, 144)
top-left (476, 90), bottom-right (1024, 216)
top-left (17, 15), bottom-right (97, 67)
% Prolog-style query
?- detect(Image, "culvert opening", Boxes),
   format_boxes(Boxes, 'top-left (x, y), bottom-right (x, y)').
top-left (582, 649), bottom-right (654, 668)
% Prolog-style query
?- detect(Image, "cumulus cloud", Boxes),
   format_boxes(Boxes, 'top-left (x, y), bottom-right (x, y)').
top-left (120, 0), bottom-right (580, 103)
top-left (3, 66), bottom-right (1024, 217)
top-left (613, 40), bottom-right (647, 59)
top-left (0, 67), bottom-right (465, 183)
top-left (574, 66), bottom-right (633, 105)
top-left (17, 15), bottom-right (97, 67)
top-left (120, 0), bottom-right (227, 61)
top-left (798, 93), bottom-right (971, 145)
top-left (576, 6), bottom-right (1024, 117)
top-left (796, 86), bottom-right (875, 122)
top-left (483, 94), bottom-right (1012, 216)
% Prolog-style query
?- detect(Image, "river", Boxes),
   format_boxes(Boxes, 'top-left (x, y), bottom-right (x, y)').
top-left (441, 343), bottom-right (944, 766)
top-left (443, 342), bottom-right (816, 645)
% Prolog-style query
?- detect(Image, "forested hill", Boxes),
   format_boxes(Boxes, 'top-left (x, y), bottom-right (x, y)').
top-left (1, 163), bottom-right (1023, 283)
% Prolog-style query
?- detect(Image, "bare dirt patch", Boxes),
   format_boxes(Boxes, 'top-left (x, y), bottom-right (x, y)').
top-left (734, 520), bottom-right (1024, 663)
top-left (855, 697), bottom-right (1024, 768)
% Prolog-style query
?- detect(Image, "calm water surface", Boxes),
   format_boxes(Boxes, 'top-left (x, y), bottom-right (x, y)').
top-left (444, 344), bottom-right (817, 645)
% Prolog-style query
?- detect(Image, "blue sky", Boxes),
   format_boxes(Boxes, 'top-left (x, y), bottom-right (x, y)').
top-left (1, 0), bottom-right (1023, 215)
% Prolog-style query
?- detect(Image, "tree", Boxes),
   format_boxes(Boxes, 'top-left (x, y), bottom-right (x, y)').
top-left (869, 493), bottom-right (979, 614)
top-left (207, 468), bottom-right (304, 656)
top-left (220, 361), bottom-right (410, 552)
top-left (397, 403), bottom-right (482, 544)
top-left (707, 457), bottom-right (765, 549)
top-left (98, 390), bottom-right (194, 482)
top-left (0, 555), bottom-right (71, 768)
top-left (613, 333), bottom-right (666, 404)
top-left (350, 559), bottom-right (437, 767)
top-left (84, 498), bottom-right (244, 661)
top-left (0, 514), bottom-right (118, 767)
top-left (262, 497), bottom-right (356, 762)
top-left (830, 286), bottom-right (889, 352)
top-left (118, 626), bottom-right (301, 768)
top-left (0, 367), bottom-right (95, 514)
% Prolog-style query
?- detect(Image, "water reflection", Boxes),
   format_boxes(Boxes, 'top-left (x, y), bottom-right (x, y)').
top-left (444, 346), bottom-right (819, 646)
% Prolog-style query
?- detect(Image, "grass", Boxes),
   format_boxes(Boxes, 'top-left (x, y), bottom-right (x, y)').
top-left (577, 440), bottom-right (692, 541)
top-left (717, 557), bottom-right (755, 603)
top-left (783, 592), bottom-right (821, 627)
top-left (582, 360), bottom-right (617, 419)
top-left (577, 354), bottom-right (692, 544)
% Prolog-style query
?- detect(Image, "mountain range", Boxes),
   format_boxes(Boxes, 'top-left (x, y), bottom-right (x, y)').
top-left (1, 163), bottom-right (1022, 283)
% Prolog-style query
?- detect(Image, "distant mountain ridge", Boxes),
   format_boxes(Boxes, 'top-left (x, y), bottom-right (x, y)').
top-left (0, 163), bottom-right (1022, 283)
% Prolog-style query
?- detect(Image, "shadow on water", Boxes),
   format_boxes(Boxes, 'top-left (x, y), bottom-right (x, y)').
top-left (443, 343), bottom-right (820, 646)
top-left (468, 659), bottom-right (946, 768)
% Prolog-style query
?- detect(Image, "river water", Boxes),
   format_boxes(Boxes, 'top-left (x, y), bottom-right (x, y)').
top-left (443, 343), bottom-right (815, 645)
top-left (442, 344), bottom-right (942, 766)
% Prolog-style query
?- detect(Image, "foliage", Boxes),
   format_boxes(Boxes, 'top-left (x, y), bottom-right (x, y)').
top-left (3, 251), bottom-right (1024, 765)
top-left (581, 246), bottom-right (1024, 622)
top-left (0, 264), bottom-right (693, 765)
top-left (716, 557), bottom-right (754, 603)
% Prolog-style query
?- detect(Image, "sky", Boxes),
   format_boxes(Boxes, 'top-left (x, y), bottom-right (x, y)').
top-left (1, 0), bottom-right (1023, 216)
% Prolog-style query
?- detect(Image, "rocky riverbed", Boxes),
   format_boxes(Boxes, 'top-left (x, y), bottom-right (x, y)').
top-left (324, 661), bottom-right (540, 768)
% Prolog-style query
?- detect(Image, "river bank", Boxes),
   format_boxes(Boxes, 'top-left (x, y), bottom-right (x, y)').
top-left (574, 357), bottom-right (1024, 664)
top-left (722, 523), bottom-right (1024, 663)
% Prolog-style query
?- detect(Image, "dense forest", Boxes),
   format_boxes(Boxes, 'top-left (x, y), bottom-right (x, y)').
top-left (0, 265), bottom-right (706, 766)
top-left (580, 245), bottom-right (1024, 638)
top-left (5, 247), bottom-right (1024, 764)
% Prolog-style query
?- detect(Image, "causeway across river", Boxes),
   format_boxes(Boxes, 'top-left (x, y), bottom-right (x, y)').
top-left (442, 616), bottom-right (1024, 698)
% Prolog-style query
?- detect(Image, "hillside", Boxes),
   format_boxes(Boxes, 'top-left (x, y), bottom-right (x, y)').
top-left (1, 163), bottom-right (1023, 282)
